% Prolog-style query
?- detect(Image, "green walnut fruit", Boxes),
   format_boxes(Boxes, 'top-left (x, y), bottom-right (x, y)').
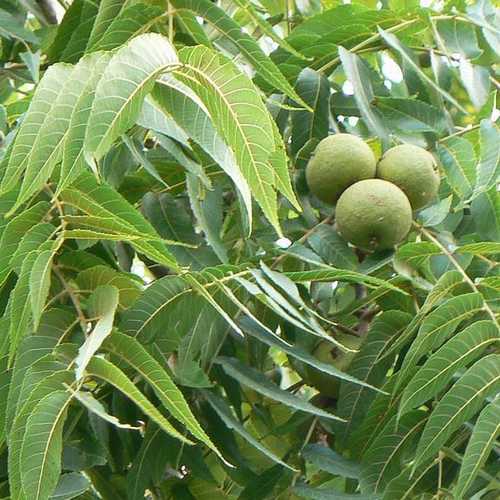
top-left (306, 134), bottom-right (376, 205)
top-left (305, 333), bottom-right (362, 399)
top-left (335, 179), bottom-right (412, 250)
top-left (377, 144), bottom-right (440, 210)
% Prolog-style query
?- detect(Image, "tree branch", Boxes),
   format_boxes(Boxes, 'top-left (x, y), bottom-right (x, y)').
top-left (36, 0), bottom-right (59, 25)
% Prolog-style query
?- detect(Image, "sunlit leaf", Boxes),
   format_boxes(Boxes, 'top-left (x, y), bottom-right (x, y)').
top-left (85, 34), bottom-right (179, 160)
top-left (74, 285), bottom-right (119, 381)
top-left (169, 0), bottom-right (307, 106)
top-left (172, 45), bottom-right (284, 233)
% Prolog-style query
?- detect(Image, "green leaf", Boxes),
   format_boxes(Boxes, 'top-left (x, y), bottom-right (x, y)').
top-left (84, 33), bottom-right (179, 160)
top-left (436, 19), bottom-right (482, 59)
top-left (302, 444), bottom-right (360, 479)
top-left (57, 51), bottom-right (112, 196)
top-left (414, 354), bottom-right (500, 468)
top-left (285, 269), bottom-right (404, 293)
top-left (137, 96), bottom-right (189, 143)
top-left (68, 388), bottom-right (140, 430)
top-left (175, 9), bottom-right (213, 47)
top-left (86, 3), bottom-right (164, 53)
top-left (238, 271), bottom-right (332, 344)
top-left (471, 186), bottom-right (500, 241)
top-left (268, 118), bottom-right (301, 211)
top-left (396, 242), bottom-right (442, 266)
top-left (203, 390), bottom-right (294, 471)
top-left (20, 50), bottom-right (41, 83)
top-left (374, 97), bottom-right (446, 134)
top-left (459, 60), bottom-right (490, 110)
top-left (123, 134), bottom-right (171, 188)
top-left (360, 411), bottom-right (427, 493)
top-left (294, 484), bottom-right (377, 499)
top-left (85, 0), bottom-right (124, 50)
top-left (466, 0), bottom-right (500, 54)
top-left (239, 465), bottom-right (290, 500)
top-left (30, 248), bottom-right (56, 331)
top-left (8, 251), bottom-right (39, 365)
top-left (9, 370), bottom-right (73, 500)
top-left (85, 356), bottom-right (192, 445)
top-left (20, 390), bottom-right (72, 500)
top-left (60, 172), bottom-right (178, 269)
top-left (437, 137), bottom-right (476, 200)
top-left (417, 195), bottom-right (452, 227)
top-left (378, 28), bottom-right (468, 114)
top-left (308, 225), bottom-right (358, 270)
top-left (377, 270), bottom-right (464, 366)
top-left (274, 4), bottom-right (403, 80)
top-left (456, 242), bottom-right (500, 255)
top-left (50, 473), bottom-right (90, 500)
top-left (240, 318), bottom-right (383, 392)
top-left (10, 223), bottom-right (56, 274)
top-left (11, 54), bottom-right (114, 212)
top-left (216, 356), bottom-right (343, 421)
top-left (399, 320), bottom-right (499, 416)
top-left (0, 8), bottom-right (39, 43)
top-left (168, 0), bottom-right (307, 106)
top-left (231, 0), bottom-right (306, 61)
top-left (5, 335), bottom-right (59, 437)
top-left (102, 331), bottom-right (222, 458)
top-left (455, 398), bottom-right (500, 499)
top-left (290, 68), bottom-right (330, 156)
top-left (381, 461), bottom-right (436, 500)
top-left (142, 192), bottom-right (217, 270)
top-left (0, 65), bottom-right (72, 195)
top-left (75, 265), bottom-right (142, 309)
top-left (469, 120), bottom-right (500, 201)
top-left (120, 274), bottom-right (190, 342)
top-left (338, 47), bottom-right (389, 142)
top-left (127, 425), bottom-right (171, 500)
top-left (335, 311), bottom-right (411, 446)
top-left (173, 45), bottom-right (286, 233)
top-left (186, 174), bottom-right (228, 263)
top-left (47, 0), bottom-right (99, 63)
top-left (0, 356), bottom-right (11, 445)
top-left (74, 285), bottom-right (119, 380)
top-left (150, 81), bottom-right (253, 223)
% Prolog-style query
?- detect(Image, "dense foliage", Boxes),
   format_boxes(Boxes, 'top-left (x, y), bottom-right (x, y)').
top-left (0, 0), bottom-right (498, 499)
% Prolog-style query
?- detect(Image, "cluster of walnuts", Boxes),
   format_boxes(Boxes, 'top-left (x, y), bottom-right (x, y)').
top-left (306, 134), bottom-right (440, 250)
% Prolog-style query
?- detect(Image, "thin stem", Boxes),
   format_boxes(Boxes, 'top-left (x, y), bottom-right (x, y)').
top-left (416, 223), bottom-right (498, 327)
top-left (291, 416), bottom-right (318, 487)
top-left (167, 1), bottom-right (174, 43)
top-left (53, 266), bottom-right (88, 332)
top-left (286, 0), bottom-right (292, 36)
top-left (435, 451), bottom-right (444, 499)
top-left (489, 76), bottom-right (500, 90)
top-left (317, 13), bottom-right (469, 74)
top-left (317, 17), bottom-right (420, 74)
top-left (438, 123), bottom-right (481, 143)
